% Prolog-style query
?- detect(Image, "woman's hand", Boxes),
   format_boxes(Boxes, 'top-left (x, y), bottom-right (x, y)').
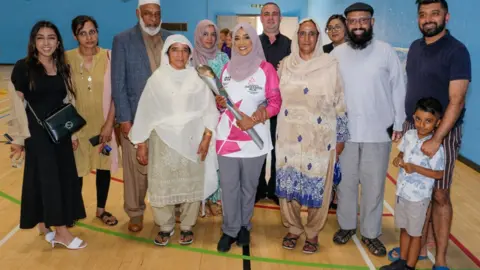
top-left (252, 106), bottom-right (268, 124)
top-left (236, 112), bottom-right (255, 131)
top-left (136, 143), bottom-right (148, 165)
top-left (72, 139), bottom-right (79, 151)
top-left (215, 95), bottom-right (227, 109)
top-left (335, 142), bottom-right (345, 162)
top-left (10, 144), bottom-right (24, 160)
top-left (100, 123), bottom-right (114, 143)
top-left (197, 137), bottom-right (210, 161)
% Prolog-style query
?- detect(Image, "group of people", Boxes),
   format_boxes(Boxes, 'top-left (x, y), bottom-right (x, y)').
top-left (6, 0), bottom-right (471, 269)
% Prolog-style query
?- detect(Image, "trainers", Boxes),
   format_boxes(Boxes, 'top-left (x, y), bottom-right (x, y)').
top-left (237, 227), bottom-right (250, 247)
top-left (379, 259), bottom-right (406, 270)
top-left (217, 233), bottom-right (237, 253)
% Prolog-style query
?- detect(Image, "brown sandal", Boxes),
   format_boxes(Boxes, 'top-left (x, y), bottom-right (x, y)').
top-left (302, 240), bottom-right (319, 254)
top-left (282, 233), bottom-right (300, 250)
top-left (97, 211), bottom-right (118, 226)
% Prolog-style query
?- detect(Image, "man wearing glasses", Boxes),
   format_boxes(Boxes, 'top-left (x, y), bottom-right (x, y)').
top-left (330, 2), bottom-right (406, 257)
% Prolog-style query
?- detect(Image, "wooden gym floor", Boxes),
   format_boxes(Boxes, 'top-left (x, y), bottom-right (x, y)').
top-left (1, 65), bottom-right (479, 270)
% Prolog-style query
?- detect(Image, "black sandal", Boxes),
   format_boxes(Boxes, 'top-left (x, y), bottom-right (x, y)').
top-left (333, 229), bottom-right (356, 245)
top-left (361, 236), bottom-right (386, 257)
top-left (97, 211), bottom-right (118, 226)
top-left (282, 233), bottom-right (300, 250)
top-left (179, 230), bottom-right (194, 245)
top-left (154, 231), bottom-right (174, 246)
top-left (302, 240), bottom-right (319, 254)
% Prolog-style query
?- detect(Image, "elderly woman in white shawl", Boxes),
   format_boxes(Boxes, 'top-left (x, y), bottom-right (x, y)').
top-left (129, 34), bottom-right (219, 246)
top-left (275, 18), bottom-right (349, 254)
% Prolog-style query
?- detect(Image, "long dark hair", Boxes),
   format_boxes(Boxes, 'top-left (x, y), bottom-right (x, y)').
top-left (25, 20), bottom-right (75, 98)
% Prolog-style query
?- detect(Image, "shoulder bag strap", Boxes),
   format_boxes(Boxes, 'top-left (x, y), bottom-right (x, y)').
top-left (24, 99), bottom-right (43, 128)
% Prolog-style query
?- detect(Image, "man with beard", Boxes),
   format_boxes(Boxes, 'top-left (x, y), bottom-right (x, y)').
top-left (330, 2), bottom-right (406, 257)
top-left (111, 0), bottom-right (172, 232)
top-left (256, 2), bottom-right (291, 205)
top-left (400, 1), bottom-right (471, 268)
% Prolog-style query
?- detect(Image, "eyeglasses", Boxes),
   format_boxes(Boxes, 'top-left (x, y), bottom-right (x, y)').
top-left (346, 17), bottom-right (372, 25)
top-left (326, 25), bottom-right (343, 33)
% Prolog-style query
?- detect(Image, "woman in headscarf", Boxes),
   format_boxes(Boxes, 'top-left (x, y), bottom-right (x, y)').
top-left (192, 19), bottom-right (229, 217)
top-left (129, 34), bottom-right (219, 246)
top-left (275, 18), bottom-right (349, 254)
top-left (215, 23), bottom-right (282, 253)
top-left (66, 15), bottom-right (120, 227)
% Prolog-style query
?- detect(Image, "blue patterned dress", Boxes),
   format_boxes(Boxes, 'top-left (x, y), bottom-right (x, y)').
top-left (206, 51), bottom-right (229, 203)
top-left (275, 57), bottom-right (349, 208)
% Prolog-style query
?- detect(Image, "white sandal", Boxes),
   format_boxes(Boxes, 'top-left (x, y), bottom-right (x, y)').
top-left (51, 237), bottom-right (87, 250)
top-left (44, 231), bottom-right (55, 243)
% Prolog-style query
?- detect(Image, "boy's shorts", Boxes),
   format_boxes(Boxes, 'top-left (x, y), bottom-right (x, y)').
top-left (394, 196), bottom-right (430, 237)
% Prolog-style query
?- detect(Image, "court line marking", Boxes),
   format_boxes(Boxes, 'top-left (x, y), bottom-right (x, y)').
top-left (93, 172), bottom-right (394, 217)
top-left (0, 190), bottom-right (473, 270)
top-left (0, 225), bottom-right (19, 248)
top-left (352, 235), bottom-right (376, 270)
top-left (386, 173), bottom-right (480, 267)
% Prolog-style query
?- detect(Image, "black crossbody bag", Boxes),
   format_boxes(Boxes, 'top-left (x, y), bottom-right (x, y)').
top-left (25, 100), bottom-right (86, 144)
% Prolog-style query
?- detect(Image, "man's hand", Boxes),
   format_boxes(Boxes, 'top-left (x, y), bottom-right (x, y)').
top-left (120, 122), bottom-right (132, 138)
top-left (392, 131), bottom-right (403, 142)
top-left (421, 139), bottom-right (441, 158)
top-left (136, 143), bottom-right (148, 165)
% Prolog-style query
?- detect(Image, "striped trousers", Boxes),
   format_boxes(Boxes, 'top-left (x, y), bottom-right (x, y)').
top-left (403, 121), bottom-right (462, 189)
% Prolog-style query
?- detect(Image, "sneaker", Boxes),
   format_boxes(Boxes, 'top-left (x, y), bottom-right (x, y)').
top-left (217, 233), bottom-right (237, 252)
top-left (237, 227), bottom-right (250, 247)
top-left (379, 259), bottom-right (406, 270)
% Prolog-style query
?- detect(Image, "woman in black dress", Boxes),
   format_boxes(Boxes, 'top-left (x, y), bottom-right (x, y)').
top-left (9, 21), bottom-right (87, 249)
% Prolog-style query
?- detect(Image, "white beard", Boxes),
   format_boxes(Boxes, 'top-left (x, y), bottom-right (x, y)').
top-left (139, 18), bottom-right (162, 36)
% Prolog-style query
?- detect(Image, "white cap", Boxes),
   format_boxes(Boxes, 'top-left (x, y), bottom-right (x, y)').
top-left (138, 0), bottom-right (160, 7)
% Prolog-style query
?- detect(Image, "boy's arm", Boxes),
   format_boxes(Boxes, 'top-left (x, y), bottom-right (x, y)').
top-left (407, 164), bottom-right (444, 180)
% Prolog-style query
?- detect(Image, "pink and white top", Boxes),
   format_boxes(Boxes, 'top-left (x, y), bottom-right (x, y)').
top-left (216, 60), bottom-right (282, 158)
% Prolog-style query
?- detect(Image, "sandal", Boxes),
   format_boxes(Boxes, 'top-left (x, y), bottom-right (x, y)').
top-left (282, 233), bottom-right (300, 250)
top-left (51, 237), bottom-right (87, 250)
top-left (387, 247), bottom-right (428, 262)
top-left (97, 211), bottom-right (118, 226)
top-left (302, 240), bottom-right (319, 254)
top-left (208, 203), bottom-right (222, 216)
top-left (361, 236), bottom-right (386, 257)
top-left (154, 230), bottom-right (174, 246)
top-left (333, 229), bottom-right (356, 245)
top-left (179, 230), bottom-right (194, 245)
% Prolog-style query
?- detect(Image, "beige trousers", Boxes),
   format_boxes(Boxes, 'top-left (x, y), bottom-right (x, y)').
top-left (152, 201), bottom-right (201, 232)
top-left (279, 151), bottom-right (335, 240)
top-left (121, 136), bottom-right (148, 218)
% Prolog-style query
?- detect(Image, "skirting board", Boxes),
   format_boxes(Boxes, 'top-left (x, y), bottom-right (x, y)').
top-left (459, 155), bottom-right (480, 174)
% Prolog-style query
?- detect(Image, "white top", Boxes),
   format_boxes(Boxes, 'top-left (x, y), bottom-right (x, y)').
top-left (216, 62), bottom-right (281, 158)
top-left (331, 40), bottom-right (406, 143)
top-left (396, 130), bottom-right (445, 202)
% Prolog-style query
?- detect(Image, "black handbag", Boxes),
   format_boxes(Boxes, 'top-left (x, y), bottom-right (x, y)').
top-left (26, 100), bottom-right (86, 144)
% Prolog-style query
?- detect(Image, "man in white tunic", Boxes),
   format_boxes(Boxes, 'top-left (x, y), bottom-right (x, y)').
top-left (331, 2), bottom-right (406, 257)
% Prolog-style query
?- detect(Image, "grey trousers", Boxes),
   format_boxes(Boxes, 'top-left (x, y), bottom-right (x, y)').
top-left (218, 155), bottom-right (266, 238)
top-left (337, 142), bottom-right (392, 239)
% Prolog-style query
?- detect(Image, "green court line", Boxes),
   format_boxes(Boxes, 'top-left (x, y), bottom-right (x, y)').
top-left (0, 190), bottom-right (473, 270)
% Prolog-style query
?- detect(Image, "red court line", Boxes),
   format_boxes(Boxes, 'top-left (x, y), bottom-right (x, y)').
top-left (386, 173), bottom-right (480, 267)
top-left (254, 204), bottom-right (393, 216)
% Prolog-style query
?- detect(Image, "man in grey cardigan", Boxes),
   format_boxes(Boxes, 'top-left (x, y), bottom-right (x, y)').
top-left (111, 0), bottom-right (172, 232)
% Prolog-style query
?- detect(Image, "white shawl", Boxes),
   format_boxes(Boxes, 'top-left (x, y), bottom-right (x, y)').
top-left (129, 34), bottom-right (220, 199)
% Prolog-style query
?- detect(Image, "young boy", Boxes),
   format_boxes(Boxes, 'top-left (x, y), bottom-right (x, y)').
top-left (381, 97), bottom-right (446, 270)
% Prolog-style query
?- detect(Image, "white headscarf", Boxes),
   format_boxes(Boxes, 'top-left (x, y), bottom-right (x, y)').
top-left (129, 34), bottom-right (219, 198)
